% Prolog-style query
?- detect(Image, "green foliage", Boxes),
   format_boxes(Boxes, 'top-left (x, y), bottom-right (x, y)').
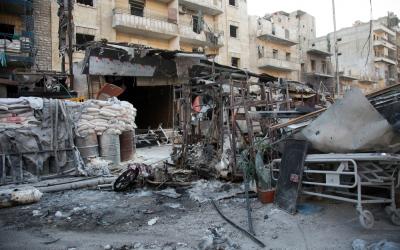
top-left (238, 138), bottom-right (272, 181)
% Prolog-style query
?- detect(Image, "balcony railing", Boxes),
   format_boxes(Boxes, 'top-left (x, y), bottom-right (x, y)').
top-left (374, 54), bottom-right (397, 65)
top-left (257, 53), bottom-right (299, 71)
top-left (179, 0), bottom-right (223, 16)
top-left (112, 8), bottom-right (178, 39)
top-left (179, 21), bottom-right (224, 47)
top-left (0, 32), bottom-right (34, 65)
top-left (113, 8), bottom-right (173, 23)
top-left (373, 37), bottom-right (397, 50)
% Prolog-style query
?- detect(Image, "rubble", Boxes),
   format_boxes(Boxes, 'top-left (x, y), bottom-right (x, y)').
top-left (0, 186), bottom-right (42, 208)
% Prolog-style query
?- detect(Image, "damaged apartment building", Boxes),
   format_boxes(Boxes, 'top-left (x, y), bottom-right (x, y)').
top-left (1, 0), bottom-right (399, 128)
top-left (313, 13), bottom-right (400, 94)
top-left (0, 0), bottom-right (71, 99)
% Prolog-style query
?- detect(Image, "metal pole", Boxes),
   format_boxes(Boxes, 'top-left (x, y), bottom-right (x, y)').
top-left (67, 0), bottom-right (74, 90)
top-left (332, 0), bottom-right (340, 97)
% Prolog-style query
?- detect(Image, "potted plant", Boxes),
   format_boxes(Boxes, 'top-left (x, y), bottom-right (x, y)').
top-left (238, 139), bottom-right (275, 203)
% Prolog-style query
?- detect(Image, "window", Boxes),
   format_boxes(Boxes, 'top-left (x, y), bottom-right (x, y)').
top-left (311, 60), bottom-right (316, 71)
top-left (257, 45), bottom-right (264, 58)
top-left (229, 0), bottom-right (236, 6)
top-left (285, 29), bottom-right (289, 39)
top-left (322, 62), bottom-right (327, 73)
top-left (286, 52), bottom-right (291, 61)
top-left (272, 25), bottom-right (276, 35)
top-left (0, 23), bottom-right (15, 35)
top-left (130, 0), bottom-right (145, 16)
top-left (272, 49), bottom-right (278, 59)
top-left (76, 33), bottom-right (95, 50)
top-left (230, 25), bottom-right (238, 38)
top-left (192, 15), bottom-right (201, 34)
top-left (231, 57), bottom-right (240, 67)
top-left (77, 0), bottom-right (93, 6)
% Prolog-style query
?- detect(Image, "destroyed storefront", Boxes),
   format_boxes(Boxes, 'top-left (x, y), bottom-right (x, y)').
top-left (0, 43), bottom-right (399, 249)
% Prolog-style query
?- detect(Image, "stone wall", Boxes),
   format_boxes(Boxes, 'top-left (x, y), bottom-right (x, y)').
top-left (33, 0), bottom-right (52, 71)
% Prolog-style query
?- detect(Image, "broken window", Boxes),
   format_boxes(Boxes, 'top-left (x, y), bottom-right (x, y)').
top-left (0, 23), bottom-right (15, 36)
top-left (231, 57), bottom-right (239, 67)
top-left (257, 45), bottom-right (264, 58)
top-left (130, 0), bottom-right (145, 16)
top-left (229, 0), bottom-right (236, 6)
top-left (77, 0), bottom-right (93, 6)
top-left (273, 49), bottom-right (278, 59)
top-left (286, 52), bottom-right (291, 61)
top-left (192, 15), bottom-right (201, 34)
top-left (311, 60), bottom-right (316, 71)
top-left (76, 33), bottom-right (95, 51)
top-left (230, 25), bottom-right (238, 38)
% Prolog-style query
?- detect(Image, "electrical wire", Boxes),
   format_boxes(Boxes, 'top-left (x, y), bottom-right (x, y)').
top-left (361, 0), bottom-right (373, 68)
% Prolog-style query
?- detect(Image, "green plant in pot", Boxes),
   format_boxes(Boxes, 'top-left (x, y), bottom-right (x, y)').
top-left (239, 138), bottom-right (275, 203)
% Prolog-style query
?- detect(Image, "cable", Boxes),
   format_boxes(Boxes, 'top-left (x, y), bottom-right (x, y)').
top-left (361, 0), bottom-right (373, 68)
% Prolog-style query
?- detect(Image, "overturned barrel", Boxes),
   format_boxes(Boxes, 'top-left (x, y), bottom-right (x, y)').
top-left (119, 130), bottom-right (135, 162)
top-left (99, 133), bottom-right (121, 165)
top-left (75, 133), bottom-right (99, 163)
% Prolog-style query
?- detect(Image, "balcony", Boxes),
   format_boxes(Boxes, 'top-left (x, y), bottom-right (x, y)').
top-left (258, 55), bottom-right (298, 71)
top-left (373, 37), bottom-right (396, 51)
top-left (373, 23), bottom-right (395, 37)
top-left (0, 32), bottom-right (34, 66)
top-left (304, 71), bottom-right (333, 78)
top-left (257, 23), bottom-right (297, 46)
top-left (374, 54), bottom-right (397, 65)
top-left (179, 0), bottom-right (223, 16)
top-left (307, 48), bottom-right (332, 57)
top-left (179, 23), bottom-right (224, 48)
top-left (112, 8), bottom-right (178, 39)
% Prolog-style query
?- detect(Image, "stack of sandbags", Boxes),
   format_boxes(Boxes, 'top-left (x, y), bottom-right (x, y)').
top-left (0, 98), bottom-right (42, 129)
top-left (74, 98), bottom-right (137, 137)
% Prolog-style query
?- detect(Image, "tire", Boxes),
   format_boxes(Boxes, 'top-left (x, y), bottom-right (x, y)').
top-left (390, 210), bottom-right (400, 226)
top-left (359, 210), bottom-right (374, 229)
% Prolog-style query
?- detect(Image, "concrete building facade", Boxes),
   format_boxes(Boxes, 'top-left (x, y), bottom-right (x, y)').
top-left (313, 14), bottom-right (399, 94)
top-left (49, 0), bottom-right (250, 73)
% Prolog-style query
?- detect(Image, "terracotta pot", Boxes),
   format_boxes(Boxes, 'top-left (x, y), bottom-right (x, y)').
top-left (257, 188), bottom-right (275, 204)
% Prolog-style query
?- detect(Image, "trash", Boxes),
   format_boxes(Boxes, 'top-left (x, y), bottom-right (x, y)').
top-left (163, 203), bottom-right (183, 209)
top-left (32, 210), bottom-right (41, 216)
top-left (352, 239), bottom-right (400, 250)
top-left (198, 227), bottom-right (240, 250)
top-left (297, 203), bottom-right (323, 215)
top-left (0, 186), bottom-right (43, 208)
top-left (85, 157), bottom-right (112, 176)
top-left (154, 188), bottom-right (181, 199)
top-left (113, 163), bottom-right (153, 192)
top-left (188, 180), bottom-right (244, 203)
top-left (103, 244), bottom-right (112, 250)
top-left (211, 199), bottom-right (266, 248)
top-left (147, 217), bottom-right (159, 226)
top-left (55, 211), bottom-right (63, 218)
